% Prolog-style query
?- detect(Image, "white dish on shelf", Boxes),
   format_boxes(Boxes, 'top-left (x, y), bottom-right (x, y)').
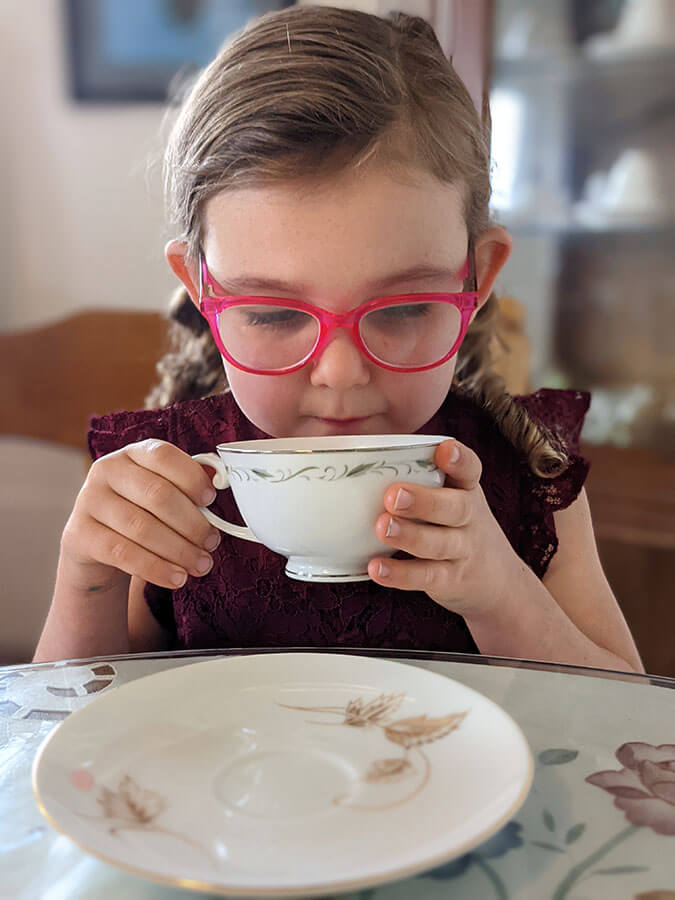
top-left (495, 5), bottom-right (572, 60)
top-left (573, 202), bottom-right (672, 230)
top-left (585, 0), bottom-right (675, 58)
top-left (576, 149), bottom-right (672, 228)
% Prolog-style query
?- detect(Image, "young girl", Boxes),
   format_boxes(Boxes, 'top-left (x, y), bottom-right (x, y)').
top-left (34, 6), bottom-right (642, 673)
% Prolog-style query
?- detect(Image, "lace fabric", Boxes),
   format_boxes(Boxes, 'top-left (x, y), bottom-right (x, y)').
top-left (515, 390), bottom-right (591, 575)
top-left (88, 387), bottom-right (590, 652)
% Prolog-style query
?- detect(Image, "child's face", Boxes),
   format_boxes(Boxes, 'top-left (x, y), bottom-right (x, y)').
top-left (171, 162), bottom-right (510, 437)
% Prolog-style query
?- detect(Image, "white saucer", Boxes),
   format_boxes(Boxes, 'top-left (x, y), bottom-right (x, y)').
top-left (33, 652), bottom-right (533, 896)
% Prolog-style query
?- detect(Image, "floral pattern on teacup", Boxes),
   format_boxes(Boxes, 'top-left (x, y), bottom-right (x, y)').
top-left (228, 459), bottom-right (439, 483)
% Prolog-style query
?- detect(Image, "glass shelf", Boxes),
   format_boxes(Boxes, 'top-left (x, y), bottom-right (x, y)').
top-left (493, 46), bottom-right (675, 81)
top-left (492, 207), bottom-right (675, 235)
top-left (490, 1), bottom-right (675, 454)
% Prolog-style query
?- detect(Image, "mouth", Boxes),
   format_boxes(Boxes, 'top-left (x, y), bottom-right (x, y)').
top-left (317, 417), bottom-right (368, 424)
top-left (312, 416), bottom-right (377, 433)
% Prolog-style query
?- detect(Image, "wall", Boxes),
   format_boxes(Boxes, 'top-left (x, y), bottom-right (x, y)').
top-left (0, 1), bottom-right (466, 334)
top-left (0, 0), bottom-right (176, 331)
top-left (0, 0), bottom-right (181, 662)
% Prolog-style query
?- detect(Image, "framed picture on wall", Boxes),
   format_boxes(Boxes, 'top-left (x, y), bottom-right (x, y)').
top-left (65, 0), bottom-right (296, 102)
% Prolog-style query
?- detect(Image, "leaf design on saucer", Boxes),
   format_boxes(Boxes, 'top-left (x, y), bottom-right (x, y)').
top-left (384, 712), bottom-right (467, 750)
top-left (76, 773), bottom-right (212, 859)
top-left (277, 691), bottom-right (404, 726)
top-left (98, 775), bottom-right (165, 824)
top-left (365, 757), bottom-right (414, 783)
top-left (280, 692), bottom-right (468, 810)
top-left (344, 693), bottom-right (405, 727)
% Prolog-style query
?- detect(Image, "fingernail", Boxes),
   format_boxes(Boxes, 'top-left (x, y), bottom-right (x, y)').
top-left (449, 444), bottom-right (460, 463)
top-left (171, 569), bottom-right (187, 587)
top-left (394, 488), bottom-right (413, 510)
top-left (195, 555), bottom-right (213, 575)
top-left (204, 531), bottom-right (221, 551)
top-left (377, 561), bottom-right (391, 577)
top-left (385, 516), bottom-right (400, 538)
top-left (201, 487), bottom-right (217, 506)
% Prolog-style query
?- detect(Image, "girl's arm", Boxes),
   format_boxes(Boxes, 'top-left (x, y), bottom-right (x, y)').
top-left (33, 556), bottom-right (132, 662)
top-left (33, 574), bottom-right (171, 663)
top-left (128, 576), bottom-right (172, 652)
top-left (463, 489), bottom-right (644, 672)
top-left (33, 439), bottom-right (221, 663)
top-left (368, 440), bottom-right (645, 674)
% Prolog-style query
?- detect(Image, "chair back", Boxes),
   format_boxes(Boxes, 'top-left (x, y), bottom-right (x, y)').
top-left (0, 310), bottom-right (169, 450)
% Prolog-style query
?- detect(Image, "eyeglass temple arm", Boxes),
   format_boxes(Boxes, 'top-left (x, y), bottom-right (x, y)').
top-left (466, 238), bottom-right (478, 293)
top-left (198, 250), bottom-right (205, 309)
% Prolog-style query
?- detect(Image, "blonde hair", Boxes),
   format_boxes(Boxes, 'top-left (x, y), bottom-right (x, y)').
top-left (149, 5), bottom-right (567, 477)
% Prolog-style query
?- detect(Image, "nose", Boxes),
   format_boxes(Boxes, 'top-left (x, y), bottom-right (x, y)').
top-left (309, 328), bottom-right (371, 390)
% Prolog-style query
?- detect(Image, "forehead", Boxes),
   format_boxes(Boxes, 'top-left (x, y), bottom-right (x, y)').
top-left (201, 164), bottom-right (468, 280)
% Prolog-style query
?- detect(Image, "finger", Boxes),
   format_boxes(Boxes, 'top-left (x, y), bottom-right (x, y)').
top-left (374, 513), bottom-right (466, 561)
top-left (382, 482), bottom-right (471, 528)
top-left (81, 516), bottom-right (191, 590)
top-left (99, 454), bottom-right (220, 551)
top-left (368, 554), bottom-right (458, 603)
top-left (90, 488), bottom-right (215, 579)
top-left (124, 439), bottom-right (217, 508)
top-left (434, 439), bottom-right (482, 491)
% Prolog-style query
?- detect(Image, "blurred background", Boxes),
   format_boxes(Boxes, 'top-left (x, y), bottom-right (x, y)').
top-left (0, 0), bottom-right (673, 672)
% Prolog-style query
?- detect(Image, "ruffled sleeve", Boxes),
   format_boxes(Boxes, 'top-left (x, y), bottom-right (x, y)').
top-left (88, 406), bottom-right (172, 461)
top-left (517, 388), bottom-right (589, 455)
top-left (87, 392), bottom-right (264, 462)
top-left (515, 389), bottom-right (591, 576)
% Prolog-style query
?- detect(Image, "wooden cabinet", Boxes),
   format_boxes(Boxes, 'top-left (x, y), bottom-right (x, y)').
top-left (583, 443), bottom-right (675, 677)
top-left (487, 2), bottom-right (675, 676)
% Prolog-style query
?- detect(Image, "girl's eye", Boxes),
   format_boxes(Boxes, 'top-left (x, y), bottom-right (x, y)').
top-left (244, 308), bottom-right (310, 330)
top-left (368, 303), bottom-right (433, 324)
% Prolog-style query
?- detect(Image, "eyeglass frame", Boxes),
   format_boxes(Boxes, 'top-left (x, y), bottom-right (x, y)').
top-left (197, 240), bottom-right (479, 375)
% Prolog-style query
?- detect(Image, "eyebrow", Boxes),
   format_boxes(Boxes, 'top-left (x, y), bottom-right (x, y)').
top-left (208, 261), bottom-right (465, 296)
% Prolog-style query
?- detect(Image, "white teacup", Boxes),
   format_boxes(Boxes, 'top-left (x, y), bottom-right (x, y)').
top-left (193, 434), bottom-right (449, 582)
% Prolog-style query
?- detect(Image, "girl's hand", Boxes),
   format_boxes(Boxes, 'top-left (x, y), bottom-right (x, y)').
top-left (60, 439), bottom-right (223, 592)
top-left (368, 439), bottom-right (521, 617)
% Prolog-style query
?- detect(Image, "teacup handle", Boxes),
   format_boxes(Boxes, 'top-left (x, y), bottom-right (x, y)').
top-left (192, 452), bottom-right (261, 544)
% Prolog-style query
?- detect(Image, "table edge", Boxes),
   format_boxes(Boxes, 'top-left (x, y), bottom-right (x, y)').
top-left (3, 646), bottom-right (673, 688)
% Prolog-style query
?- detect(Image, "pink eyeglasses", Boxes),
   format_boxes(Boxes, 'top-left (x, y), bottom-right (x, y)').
top-left (198, 243), bottom-right (478, 375)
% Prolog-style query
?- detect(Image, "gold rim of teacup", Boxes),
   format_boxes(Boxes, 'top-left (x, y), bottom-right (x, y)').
top-left (217, 437), bottom-right (448, 454)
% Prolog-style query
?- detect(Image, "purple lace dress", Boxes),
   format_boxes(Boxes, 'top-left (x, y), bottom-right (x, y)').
top-left (88, 388), bottom-right (590, 653)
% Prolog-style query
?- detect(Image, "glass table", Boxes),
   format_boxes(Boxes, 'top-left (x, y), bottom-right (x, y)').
top-left (2, 648), bottom-right (674, 899)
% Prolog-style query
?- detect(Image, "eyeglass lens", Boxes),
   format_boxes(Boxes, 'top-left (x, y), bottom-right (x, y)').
top-left (216, 300), bottom-right (462, 371)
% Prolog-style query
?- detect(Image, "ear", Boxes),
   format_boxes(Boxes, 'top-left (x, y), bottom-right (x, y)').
top-left (165, 239), bottom-right (200, 308)
top-left (473, 226), bottom-right (512, 310)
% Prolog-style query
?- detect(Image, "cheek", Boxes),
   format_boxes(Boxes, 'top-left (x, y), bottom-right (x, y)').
top-left (225, 365), bottom-right (305, 437)
top-left (382, 363), bottom-right (456, 430)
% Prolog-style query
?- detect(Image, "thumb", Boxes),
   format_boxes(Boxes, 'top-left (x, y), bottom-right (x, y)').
top-left (435, 439), bottom-right (482, 490)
